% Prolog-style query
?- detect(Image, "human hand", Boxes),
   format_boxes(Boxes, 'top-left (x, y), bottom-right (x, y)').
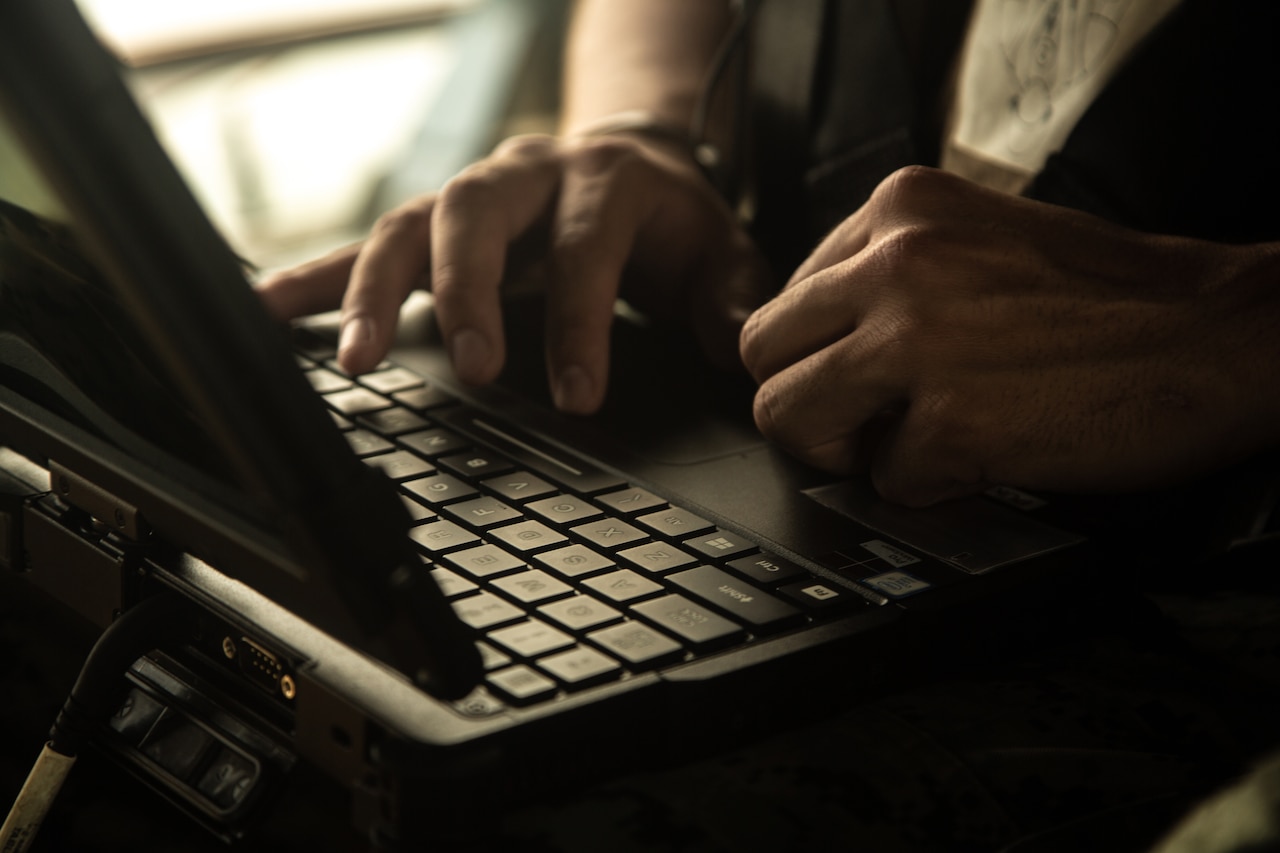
top-left (740, 166), bottom-right (1280, 506)
top-left (255, 133), bottom-right (771, 414)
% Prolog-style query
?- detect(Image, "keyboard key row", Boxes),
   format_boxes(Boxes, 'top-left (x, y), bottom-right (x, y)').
top-left (447, 547), bottom-right (865, 703)
top-left (302, 350), bottom-right (867, 708)
top-left (489, 570), bottom-right (573, 605)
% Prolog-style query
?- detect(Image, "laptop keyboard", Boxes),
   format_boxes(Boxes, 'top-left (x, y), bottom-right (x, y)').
top-left (295, 342), bottom-right (868, 708)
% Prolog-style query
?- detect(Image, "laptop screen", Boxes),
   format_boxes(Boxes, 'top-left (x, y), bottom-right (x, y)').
top-left (0, 0), bottom-right (481, 697)
top-left (1, 119), bottom-right (237, 489)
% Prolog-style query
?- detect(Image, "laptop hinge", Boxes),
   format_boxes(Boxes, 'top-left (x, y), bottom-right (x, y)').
top-left (13, 461), bottom-right (152, 628)
top-left (48, 459), bottom-right (149, 541)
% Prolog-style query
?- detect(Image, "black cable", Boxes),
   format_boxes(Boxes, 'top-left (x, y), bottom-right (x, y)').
top-left (1, 591), bottom-right (193, 852)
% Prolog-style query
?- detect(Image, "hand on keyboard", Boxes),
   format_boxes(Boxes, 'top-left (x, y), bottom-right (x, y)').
top-left (255, 132), bottom-right (772, 415)
top-left (740, 166), bottom-right (1280, 506)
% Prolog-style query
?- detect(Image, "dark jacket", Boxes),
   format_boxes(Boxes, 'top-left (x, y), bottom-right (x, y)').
top-left (747, 0), bottom-right (1280, 273)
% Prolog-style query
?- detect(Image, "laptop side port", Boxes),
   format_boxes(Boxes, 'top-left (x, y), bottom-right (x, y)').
top-left (99, 654), bottom-right (297, 844)
top-left (221, 635), bottom-right (297, 702)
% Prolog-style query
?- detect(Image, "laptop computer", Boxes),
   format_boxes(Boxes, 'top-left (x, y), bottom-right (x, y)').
top-left (0, 0), bottom-right (1096, 845)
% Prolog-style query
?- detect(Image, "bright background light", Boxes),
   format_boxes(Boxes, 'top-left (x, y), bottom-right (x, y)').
top-left (72, 0), bottom-right (561, 270)
top-left (75, 0), bottom-right (475, 65)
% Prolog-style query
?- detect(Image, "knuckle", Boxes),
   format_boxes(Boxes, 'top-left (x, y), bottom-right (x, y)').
top-left (491, 133), bottom-right (554, 159)
top-left (882, 222), bottom-right (937, 257)
top-left (867, 225), bottom-right (937, 281)
top-left (851, 309), bottom-right (916, 379)
top-left (874, 164), bottom-right (946, 206)
top-left (862, 223), bottom-right (953, 306)
top-left (370, 202), bottom-right (431, 241)
top-left (436, 168), bottom-right (499, 215)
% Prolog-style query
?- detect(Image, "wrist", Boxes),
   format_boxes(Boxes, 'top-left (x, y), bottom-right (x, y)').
top-left (562, 109), bottom-right (722, 185)
top-left (564, 109), bottom-right (690, 145)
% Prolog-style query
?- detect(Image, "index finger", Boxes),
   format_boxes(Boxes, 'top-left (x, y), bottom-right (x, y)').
top-left (339, 201), bottom-right (436, 374)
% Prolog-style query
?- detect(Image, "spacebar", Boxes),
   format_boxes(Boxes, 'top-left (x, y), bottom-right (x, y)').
top-left (434, 407), bottom-right (626, 495)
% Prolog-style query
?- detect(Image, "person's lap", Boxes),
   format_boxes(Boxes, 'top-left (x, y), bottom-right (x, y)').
top-left (495, 573), bottom-right (1280, 853)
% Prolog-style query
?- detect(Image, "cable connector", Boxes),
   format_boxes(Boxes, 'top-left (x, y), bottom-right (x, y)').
top-left (0, 746), bottom-right (76, 853)
top-left (0, 592), bottom-right (192, 852)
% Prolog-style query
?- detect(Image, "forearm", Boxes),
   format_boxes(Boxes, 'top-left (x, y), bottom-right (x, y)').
top-left (558, 0), bottom-right (731, 134)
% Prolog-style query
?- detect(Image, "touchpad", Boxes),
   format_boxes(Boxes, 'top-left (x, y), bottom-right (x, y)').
top-left (805, 480), bottom-right (1086, 573)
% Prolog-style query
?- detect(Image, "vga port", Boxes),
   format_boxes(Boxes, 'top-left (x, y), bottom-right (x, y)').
top-left (223, 635), bottom-right (296, 701)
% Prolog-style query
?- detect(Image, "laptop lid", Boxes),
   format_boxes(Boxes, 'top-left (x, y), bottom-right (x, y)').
top-left (0, 0), bottom-right (481, 698)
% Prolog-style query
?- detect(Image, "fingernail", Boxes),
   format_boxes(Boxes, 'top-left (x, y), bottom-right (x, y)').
top-left (450, 328), bottom-right (491, 383)
top-left (338, 316), bottom-right (374, 371)
top-left (553, 365), bottom-right (595, 413)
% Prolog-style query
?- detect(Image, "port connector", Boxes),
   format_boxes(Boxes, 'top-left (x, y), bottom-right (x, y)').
top-left (222, 636), bottom-right (295, 702)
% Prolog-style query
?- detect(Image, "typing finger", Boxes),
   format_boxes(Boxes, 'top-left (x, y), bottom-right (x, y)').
top-left (339, 199), bottom-right (437, 374)
top-left (752, 333), bottom-right (906, 473)
top-left (545, 139), bottom-right (662, 413)
top-left (431, 137), bottom-right (562, 386)
top-left (740, 258), bottom-right (869, 383)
